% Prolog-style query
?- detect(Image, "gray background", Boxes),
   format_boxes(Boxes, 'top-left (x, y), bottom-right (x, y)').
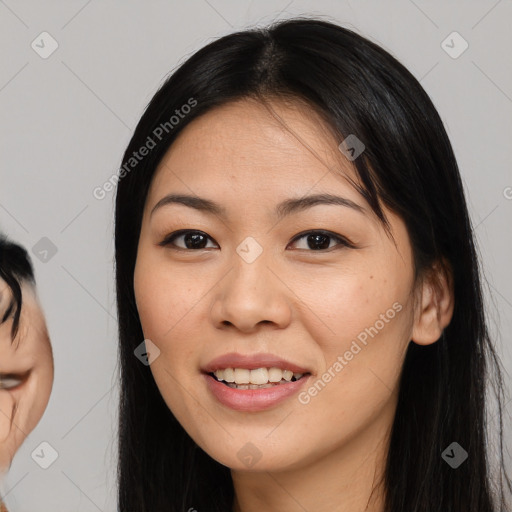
top-left (0, 1), bottom-right (511, 510)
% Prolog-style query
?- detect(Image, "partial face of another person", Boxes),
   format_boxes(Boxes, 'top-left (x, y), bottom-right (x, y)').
top-left (133, 98), bottom-right (452, 472)
top-left (0, 278), bottom-right (54, 476)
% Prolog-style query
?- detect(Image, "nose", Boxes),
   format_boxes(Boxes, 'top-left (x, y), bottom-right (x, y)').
top-left (209, 251), bottom-right (292, 333)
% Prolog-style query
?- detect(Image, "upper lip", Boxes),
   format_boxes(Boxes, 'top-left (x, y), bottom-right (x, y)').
top-left (202, 352), bottom-right (312, 374)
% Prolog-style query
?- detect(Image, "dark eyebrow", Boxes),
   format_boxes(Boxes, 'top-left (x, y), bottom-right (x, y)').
top-left (275, 193), bottom-right (366, 220)
top-left (151, 194), bottom-right (226, 218)
top-left (150, 193), bottom-right (367, 220)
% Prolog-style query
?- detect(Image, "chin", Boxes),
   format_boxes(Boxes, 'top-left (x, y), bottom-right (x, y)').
top-left (199, 440), bottom-right (301, 473)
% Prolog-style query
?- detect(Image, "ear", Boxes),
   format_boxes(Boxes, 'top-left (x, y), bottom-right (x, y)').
top-left (411, 259), bottom-right (454, 346)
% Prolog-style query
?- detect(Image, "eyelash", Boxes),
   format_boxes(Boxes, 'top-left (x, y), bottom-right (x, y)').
top-left (159, 229), bottom-right (354, 252)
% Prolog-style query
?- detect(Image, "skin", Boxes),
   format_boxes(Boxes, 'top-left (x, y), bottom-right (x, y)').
top-left (133, 97), bottom-right (454, 512)
top-left (0, 278), bottom-right (54, 477)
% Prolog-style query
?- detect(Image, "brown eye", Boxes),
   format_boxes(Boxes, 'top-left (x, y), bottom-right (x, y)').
top-left (288, 230), bottom-right (353, 251)
top-left (159, 230), bottom-right (218, 250)
top-left (158, 229), bottom-right (354, 252)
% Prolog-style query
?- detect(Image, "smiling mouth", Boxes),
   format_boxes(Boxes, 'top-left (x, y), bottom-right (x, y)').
top-left (208, 371), bottom-right (310, 390)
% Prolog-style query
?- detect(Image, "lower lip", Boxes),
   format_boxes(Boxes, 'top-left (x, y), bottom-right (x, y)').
top-left (203, 373), bottom-right (310, 412)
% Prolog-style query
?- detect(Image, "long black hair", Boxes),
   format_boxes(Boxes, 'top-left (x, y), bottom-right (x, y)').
top-left (0, 234), bottom-right (35, 340)
top-left (114, 16), bottom-right (511, 511)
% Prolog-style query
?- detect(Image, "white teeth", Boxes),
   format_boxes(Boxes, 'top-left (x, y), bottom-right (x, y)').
top-left (249, 368), bottom-right (268, 385)
top-left (282, 370), bottom-right (293, 382)
top-left (268, 367), bottom-right (283, 382)
top-left (212, 367), bottom-right (307, 385)
top-left (233, 368), bottom-right (250, 384)
top-left (223, 367), bottom-right (235, 382)
top-left (226, 382), bottom-right (280, 389)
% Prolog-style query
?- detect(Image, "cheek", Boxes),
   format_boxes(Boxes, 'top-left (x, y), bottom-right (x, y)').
top-left (290, 258), bottom-right (414, 414)
top-left (135, 249), bottom-right (188, 339)
top-left (134, 256), bottom-right (200, 422)
top-left (292, 261), bottom-right (408, 346)
top-left (293, 285), bottom-right (411, 447)
top-left (133, 249), bottom-right (206, 372)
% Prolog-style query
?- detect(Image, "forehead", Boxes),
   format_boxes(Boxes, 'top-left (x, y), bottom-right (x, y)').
top-left (147, 98), bottom-right (361, 205)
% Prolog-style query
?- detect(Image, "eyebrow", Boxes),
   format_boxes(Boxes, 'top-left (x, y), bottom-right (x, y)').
top-left (150, 193), bottom-right (367, 220)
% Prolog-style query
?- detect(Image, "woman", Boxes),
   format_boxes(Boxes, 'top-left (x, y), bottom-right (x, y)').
top-left (0, 236), bottom-right (54, 511)
top-left (114, 17), bottom-right (511, 511)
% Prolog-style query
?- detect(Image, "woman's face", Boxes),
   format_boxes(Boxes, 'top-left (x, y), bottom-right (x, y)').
top-left (0, 279), bottom-right (54, 475)
top-left (133, 98), bottom-right (421, 472)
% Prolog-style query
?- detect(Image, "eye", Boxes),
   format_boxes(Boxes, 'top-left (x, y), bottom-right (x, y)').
top-left (159, 230), bottom-right (218, 250)
top-left (288, 230), bottom-right (354, 251)
top-left (159, 229), bottom-right (353, 252)
top-left (0, 373), bottom-right (25, 390)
